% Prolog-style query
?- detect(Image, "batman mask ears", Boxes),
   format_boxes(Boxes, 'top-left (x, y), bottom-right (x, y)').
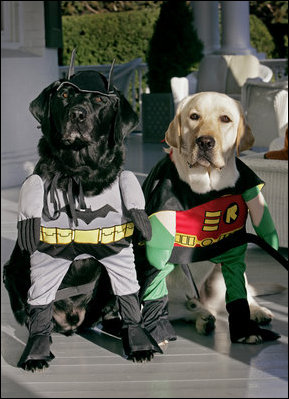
top-left (67, 48), bottom-right (115, 93)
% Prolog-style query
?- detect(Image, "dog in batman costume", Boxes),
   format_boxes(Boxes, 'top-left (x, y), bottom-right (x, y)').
top-left (11, 51), bottom-right (161, 371)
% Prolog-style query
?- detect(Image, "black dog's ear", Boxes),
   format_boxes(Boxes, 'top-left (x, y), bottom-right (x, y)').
top-left (29, 81), bottom-right (61, 124)
top-left (113, 93), bottom-right (139, 144)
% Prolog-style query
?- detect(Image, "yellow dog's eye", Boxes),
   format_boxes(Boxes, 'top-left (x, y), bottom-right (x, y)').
top-left (190, 113), bottom-right (200, 120)
top-left (220, 115), bottom-right (231, 123)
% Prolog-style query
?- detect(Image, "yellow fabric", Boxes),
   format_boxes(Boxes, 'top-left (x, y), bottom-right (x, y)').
top-left (40, 223), bottom-right (134, 245)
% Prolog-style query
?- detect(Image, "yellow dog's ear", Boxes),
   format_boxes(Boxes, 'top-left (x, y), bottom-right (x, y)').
top-left (165, 112), bottom-right (182, 150)
top-left (235, 102), bottom-right (255, 155)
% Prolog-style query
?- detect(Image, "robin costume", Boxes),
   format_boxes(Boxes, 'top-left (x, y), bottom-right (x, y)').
top-left (135, 154), bottom-right (281, 344)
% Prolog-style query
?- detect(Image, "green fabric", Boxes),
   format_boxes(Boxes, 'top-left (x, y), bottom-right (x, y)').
top-left (146, 214), bottom-right (175, 270)
top-left (211, 244), bottom-right (248, 303)
top-left (143, 263), bottom-right (175, 301)
top-left (253, 203), bottom-right (279, 250)
top-left (242, 185), bottom-right (260, 202)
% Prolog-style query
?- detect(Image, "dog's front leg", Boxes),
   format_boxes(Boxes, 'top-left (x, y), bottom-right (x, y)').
top-left (117, 292), bottom-right (161, 362)
top-left (18, 303), bottom-right (55, 372)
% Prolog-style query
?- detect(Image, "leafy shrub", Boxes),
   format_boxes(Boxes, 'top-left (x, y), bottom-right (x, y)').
top-left (250, 14), bottom-right (275, 58)
top-left (146, 1), bottom-right (203, 93)
top-left (62, 8), bottom-right (160, 65)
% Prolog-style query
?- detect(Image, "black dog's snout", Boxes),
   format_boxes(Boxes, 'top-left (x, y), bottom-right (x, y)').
top-left (196, 135), bottom-right (215, 151)
top-left (69, 106), bottom-right (87, 123)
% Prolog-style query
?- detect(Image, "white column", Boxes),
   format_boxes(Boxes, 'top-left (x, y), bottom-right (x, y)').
top-left (190, 1), bottom-right (220, 55)
top-left (219, 1), bottom-right (257, 55)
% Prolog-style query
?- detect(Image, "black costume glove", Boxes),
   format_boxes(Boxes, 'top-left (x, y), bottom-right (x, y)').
top-left (17, 217), bottom-right (41, 254)
top-left (129, 209), bottom-right (152, 241)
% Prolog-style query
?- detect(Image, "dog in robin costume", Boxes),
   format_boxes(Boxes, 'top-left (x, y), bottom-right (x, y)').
top-left (7, 50), bottom-right (161, 372)
top-left (134, 92), bottom-right (286, 347)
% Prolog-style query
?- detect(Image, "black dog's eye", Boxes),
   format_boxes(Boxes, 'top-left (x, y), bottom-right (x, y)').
top-left (94, 97), bottom-right (102, 103)
top-left (62, 92), bottom-right (68, 98)
top-left (190, 113), bottom-right (200, 120)
top-left (220, 115), bottom-right (231, 123)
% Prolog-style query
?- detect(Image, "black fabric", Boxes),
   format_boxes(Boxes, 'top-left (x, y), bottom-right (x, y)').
top-left (129, 208), bottom-right (152, 241)
top-left (169, 227), bottom-right (248, 263)
top-left (142, 296), bottom-right (177, 343)
top-left (27, 303), bottom-right (54, 337)
top-left (17, 335), bottom-right (55, 368)
top-left (226, 299), bottom-right (280, 343)
top-left (121, 324), bottom-right (162, 355)
top-left (37, 236), bottom-right (132, 261)
top-left (43, 173), bottom-right (88, 227)
top-left (142, 155), bottom-right (264, 215)
top-left (17, 218), bottom-right (41, 254)
top-left (117, 292), bottom-right (161, 355)
top-left (133, 243), bottom-right (160, 302)
top-left (18, 303), bottom-right (55, 368)
top-left (117, 292), bottom-right (142, 326)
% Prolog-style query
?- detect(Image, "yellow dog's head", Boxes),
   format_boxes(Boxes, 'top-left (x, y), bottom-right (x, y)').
top-left (165, 92), bottom-right (254, 170)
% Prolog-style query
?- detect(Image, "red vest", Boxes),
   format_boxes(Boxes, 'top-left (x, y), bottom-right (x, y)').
top-left (175, 194), bottom-right (248, 249)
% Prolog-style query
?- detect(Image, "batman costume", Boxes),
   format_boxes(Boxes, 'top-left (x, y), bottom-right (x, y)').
top-left (16, 58), bottom-right (161, 368)
top-left (135, 154), bottom-right (282, 344)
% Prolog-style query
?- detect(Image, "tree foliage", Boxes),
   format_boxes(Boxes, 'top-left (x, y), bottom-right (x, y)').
top-left (61, 1), bottom-right (161, 15)
top-left (250, 14), bottom-right (275, 58)
top-left (146, 1), bottom-right (203, 93)
top-left (250, 1), bottom-right (288, 58)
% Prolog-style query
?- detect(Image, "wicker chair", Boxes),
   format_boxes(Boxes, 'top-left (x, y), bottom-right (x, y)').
top-left (240, 136), bottom-right (288, 248)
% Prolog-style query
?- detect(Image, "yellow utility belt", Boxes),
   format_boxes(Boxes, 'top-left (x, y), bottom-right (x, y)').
top-left (40, 222), bottom-right (134, 245)
top-left (175, 226), bottom-right (243, 248)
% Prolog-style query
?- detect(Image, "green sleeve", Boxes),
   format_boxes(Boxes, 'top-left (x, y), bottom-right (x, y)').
top-left (252, 204), bottom-right (279, 250)
top-left (242, 186), bottom-right (279, 250)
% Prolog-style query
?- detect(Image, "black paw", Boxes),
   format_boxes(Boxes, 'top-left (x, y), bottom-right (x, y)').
top-left (129, 350), bottom-right (154, 363)
top-left (21, 359), bottom-right (49, 372)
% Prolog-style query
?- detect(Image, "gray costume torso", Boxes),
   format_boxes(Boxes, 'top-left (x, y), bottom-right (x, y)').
top-left (18, 171), bottom-right (145, 305)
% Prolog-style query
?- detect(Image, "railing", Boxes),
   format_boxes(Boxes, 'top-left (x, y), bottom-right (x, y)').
top-left (260, 58), bottom-right (288, 81)
top-left (59, 58), bottom-right (287, 131)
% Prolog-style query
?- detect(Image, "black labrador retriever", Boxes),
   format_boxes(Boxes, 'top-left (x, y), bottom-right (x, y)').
top-left (4, 65), bottom-right (161, 372)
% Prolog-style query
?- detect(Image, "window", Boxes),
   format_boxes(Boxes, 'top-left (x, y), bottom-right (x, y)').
top-left (1, 1), bottom-right (23, 49)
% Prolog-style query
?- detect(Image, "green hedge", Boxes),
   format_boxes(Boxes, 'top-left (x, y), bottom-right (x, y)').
top-left (62, 8), bottom-right (160, 65)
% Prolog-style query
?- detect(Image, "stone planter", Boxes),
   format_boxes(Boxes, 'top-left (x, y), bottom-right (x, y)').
top-left (141, 93), bottom-right (174, 143)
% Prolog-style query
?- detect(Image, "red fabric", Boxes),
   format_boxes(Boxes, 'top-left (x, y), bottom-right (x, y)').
top-left (175, 194), bottom-right (248, 248)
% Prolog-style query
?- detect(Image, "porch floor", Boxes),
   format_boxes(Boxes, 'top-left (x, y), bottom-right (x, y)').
top-left (1, 134), bottom-right (288, 398)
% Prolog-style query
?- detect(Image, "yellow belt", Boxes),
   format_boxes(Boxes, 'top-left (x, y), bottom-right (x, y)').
top-left (175, 226), bottom-right (243, 248)
top-left (40, 222), bottom-right (134, 245)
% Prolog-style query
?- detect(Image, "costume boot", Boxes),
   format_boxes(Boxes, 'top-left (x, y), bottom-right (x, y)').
top-left (18, 303), bottom-right (55, 368)
top-left (226, 298), bottom-right (280, 343)
top-left (142, 295), bottom-right (176, 345)
top-left (117, 292), bottom-right (161, 360)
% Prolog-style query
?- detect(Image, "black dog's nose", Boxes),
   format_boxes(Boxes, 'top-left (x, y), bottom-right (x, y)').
top-left (196, 135), bottom-right (215, 151)
top-left (69, 106), bottom-right (87, 123)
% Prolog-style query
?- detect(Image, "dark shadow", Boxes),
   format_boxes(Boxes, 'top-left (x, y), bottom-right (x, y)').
top-left (78, 323), bottom-right (125, 359)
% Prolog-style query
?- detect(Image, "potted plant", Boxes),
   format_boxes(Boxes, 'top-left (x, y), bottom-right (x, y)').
top-left (142, 1), bottom-right (203, 143)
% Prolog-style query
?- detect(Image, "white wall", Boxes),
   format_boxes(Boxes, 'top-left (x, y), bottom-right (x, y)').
top-left (1, 1), bottom-right (60, 188)
top-left (1, 49), bottom-right (59, 188)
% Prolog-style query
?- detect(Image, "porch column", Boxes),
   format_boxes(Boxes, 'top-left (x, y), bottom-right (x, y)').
top-left (190, 1), bottom-right (220, 55)
top-left (219, 1), bottom-right (257, 55)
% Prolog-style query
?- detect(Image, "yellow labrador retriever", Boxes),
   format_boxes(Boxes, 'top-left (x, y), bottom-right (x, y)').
top-left (141, 91), bottom-right (281, 346)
